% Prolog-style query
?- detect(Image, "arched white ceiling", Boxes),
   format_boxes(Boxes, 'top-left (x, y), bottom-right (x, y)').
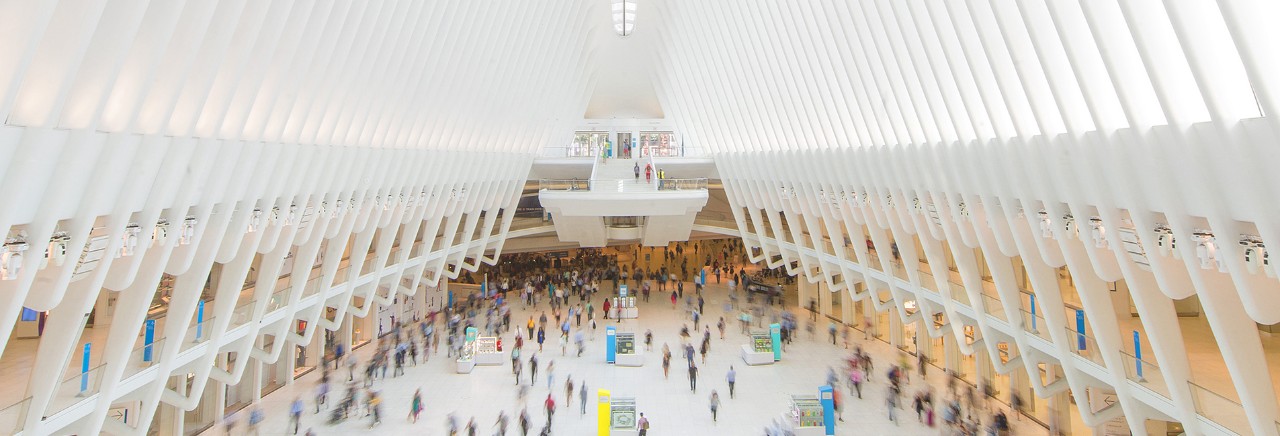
top-left (0, 0), bottom-right (602, 153)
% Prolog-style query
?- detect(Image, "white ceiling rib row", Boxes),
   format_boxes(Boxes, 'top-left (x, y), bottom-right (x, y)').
top-left (649, 0), bottom-right (1275, 153)
top-left (0, 0), bottom-right (596, 152)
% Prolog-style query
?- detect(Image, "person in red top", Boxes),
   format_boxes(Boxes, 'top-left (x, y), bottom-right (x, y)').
top-left (602, 299), bottom-right (612, 320)
top-left (544, 394), bottom-right (556, 427)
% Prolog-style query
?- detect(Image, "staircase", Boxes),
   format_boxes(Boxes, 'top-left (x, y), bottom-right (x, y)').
top-left (591, 157), bottom-right (656, 193)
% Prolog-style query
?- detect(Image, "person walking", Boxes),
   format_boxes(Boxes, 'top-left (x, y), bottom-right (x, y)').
top-left (662, 345), bottom-right (671, 379)
top-left (688, 363), bottom-right (699, 392)
top-left (512, 344), bottom-right (522, 374)
top-left (537, 327), bottom-right (546, 351)
top-left (519, 408), bottom-right (530, 436)
top-left (247, 403), bottom-right (264, 436)
top-left (709, 390), bottom-right (721, 422)
top-left (367, 390), bottom-right (382, 428)
top-left (634, 161), bottom-right (640, 180)
top-left (850, 367), bottom-right (864, 399)
top-left (314, 380), bottom-right (329, 413)
top-left (546, 360), bottom-right (556, 390)
top-left (529, 354), bottom-right (539, 386)
top-left (886, 387), bottom-right (898, 424)
top-left (580, 382), bottom-right (589, 415)
top-left (409, 389), bottom-right (423, 423)
top-left (637, 413), bottom-right (650, 436)
top-left (544, 394), bottom-right (557, 427)
top-left (565, 377), bottom-right (575, 406)
top-left (289, 397), bottom-right (304, 434)
top-left (726, 366), bottom-right (736, 398)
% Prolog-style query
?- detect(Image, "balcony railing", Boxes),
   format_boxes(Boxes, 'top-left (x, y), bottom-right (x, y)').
top-left (1188, 381), bottom-right (1250, 435)
top-left (538, 179), bottom-right (593, 191)
top-left (656, 178), bottom-right (708, 191)
top-left (540, 145), bottom-right (601, 158)
top-left (1065, 327), bottom-right (1106, 368)
top-left (640, 145), bottom-right (704, 158)
top-left (0, 398), bottom-right (29, 434)
top-left (1119, 350), bottom-right (1170, 398)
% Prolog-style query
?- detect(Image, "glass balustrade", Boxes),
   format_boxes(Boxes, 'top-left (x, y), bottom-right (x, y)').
top-left (1064, 327), bottom-right (1106, 368)
top-left (538, 179), bottom-right (593, 191)
top-left (947, 280), bottom-right (971, 305)
top-left (1118, 350), bottom-right (1169, 398)
top-left (979, 293), bottom-right (1007, 321)
top-left (656, 178), bottom-right (708, 191)
top-left (50, 363), bottom-right (106, 414)
top-left (1018, 309), bottom-right (1053, 342)
top-left (0, 397), bottom-right (30, 434)
top-left (124, 338), bottom-right (167, 380)
top-left (1187, 381), bottom-right (1250, 435)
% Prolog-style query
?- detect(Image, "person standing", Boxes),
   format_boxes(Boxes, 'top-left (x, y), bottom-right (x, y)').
top-left (709, 390), bottom-right (721, 422)
top-left (688, 363), bottom-right (699, 392)
top-left (637, 413), bottom-right (650, 436)
top-left (634, 161), bottom-right (640, 180)
top-left (288, 397), bottom-right (304, 434)
top-left (726, 366), bottom-right (736, 398)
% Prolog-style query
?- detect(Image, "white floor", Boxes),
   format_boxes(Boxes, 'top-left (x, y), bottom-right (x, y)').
top-left (205, 279), bottom-right (1049, 436)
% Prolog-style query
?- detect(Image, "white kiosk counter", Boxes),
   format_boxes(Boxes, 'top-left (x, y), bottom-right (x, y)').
top-left (473, 337), bottom-right (504, 365)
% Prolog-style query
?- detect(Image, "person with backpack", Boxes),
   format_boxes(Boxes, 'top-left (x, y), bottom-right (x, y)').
top-left (637, 413), bottom-right (650, 436)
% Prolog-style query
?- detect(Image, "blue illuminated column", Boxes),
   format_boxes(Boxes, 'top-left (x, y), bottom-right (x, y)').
top-left (606, 326), bottom-right (617, 363)
top-left (1075, 310), bottom-right (1086, 350)
top-left (818, 385), bottom-right (835, 435)
top-left (79, 343), bottom-right (90, 395)
top-left (1133, 330), bottom-right (1144, 381)
top-left (144, 320), bottom-right (155, 362)
top-left (1029, 294), bottom-right (1038, 332)
top-left (769, 323), bottom-right (782, 361)
top-left (196, 300), bottom-right (205, 341)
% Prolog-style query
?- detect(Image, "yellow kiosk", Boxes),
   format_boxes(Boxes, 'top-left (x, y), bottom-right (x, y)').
top-left (597, 389), bottom-right (639, 435)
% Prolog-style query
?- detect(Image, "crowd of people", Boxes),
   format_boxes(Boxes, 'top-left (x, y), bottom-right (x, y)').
top-left (221, 239), bottom-right (1027, 436)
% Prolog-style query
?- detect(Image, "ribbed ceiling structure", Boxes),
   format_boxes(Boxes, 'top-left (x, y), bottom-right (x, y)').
top-left (2, 1), bottom-right (1280, 435)
top-left (650, 0), bottom-right (1273, 153)
top-left (0, 0), bottom-right (594, 152)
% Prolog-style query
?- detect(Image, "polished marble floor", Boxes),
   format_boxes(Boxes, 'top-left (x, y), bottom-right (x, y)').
top-left (204, 275), bottom-right (1049, 436)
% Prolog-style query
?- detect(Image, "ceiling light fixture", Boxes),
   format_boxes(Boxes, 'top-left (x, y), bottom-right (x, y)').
top-left (612, 0), bottom-right (636, 37)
